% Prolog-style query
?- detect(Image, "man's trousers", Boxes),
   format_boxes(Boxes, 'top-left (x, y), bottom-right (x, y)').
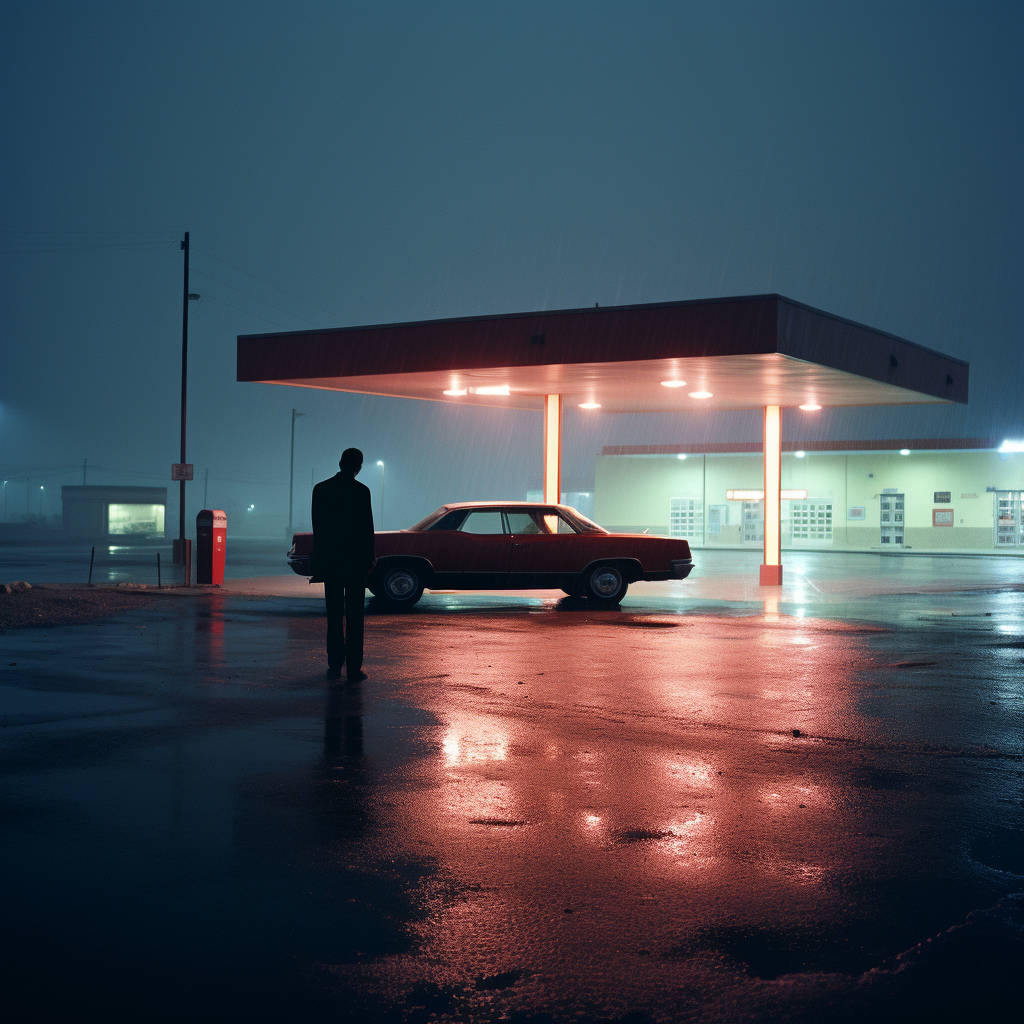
top-left (324, 577), bottom-right (365, 674)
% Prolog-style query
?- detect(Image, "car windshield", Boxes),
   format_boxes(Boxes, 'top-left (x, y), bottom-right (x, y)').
top-left (408, 507), bottom-right (448, 531)
top-left (561, 507), bottom-right (608, 534)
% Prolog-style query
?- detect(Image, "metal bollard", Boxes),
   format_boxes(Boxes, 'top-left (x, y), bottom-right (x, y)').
top-left (88, 546), bottom-right (95, 586)
top-left (157, 552), bottom-right (161, 588)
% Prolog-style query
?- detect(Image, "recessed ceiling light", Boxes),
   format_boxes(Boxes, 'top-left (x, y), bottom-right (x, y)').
top-left (660, 380), bottom-right (687, 388)
top-left (442, 388), bottom-right (467, 396)
top-left (578, 402), bottom-right (601, 409)
top-left (677, 453), bottom-right (687, 460)
top-left (799, 403), bottom-right (821, 411)
top-left (795, 451), bottom-right (806, 458)
top-left (900, 448), bottom-right (911, 456)
top-left (470, 385), bottom-right (510, 396)
top-left (689, 391), bottom-right (713, 400)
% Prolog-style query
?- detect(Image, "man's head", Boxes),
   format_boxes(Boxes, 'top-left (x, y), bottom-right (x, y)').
top-left (339, 448), bottom-right (363, 475)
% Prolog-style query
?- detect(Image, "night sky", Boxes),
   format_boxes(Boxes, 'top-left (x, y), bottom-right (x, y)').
top-left (3, 1), bottom-right (1021, 531)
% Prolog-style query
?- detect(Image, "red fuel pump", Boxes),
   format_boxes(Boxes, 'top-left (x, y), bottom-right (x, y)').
top-left (196, 510), bottom-right (227, 585)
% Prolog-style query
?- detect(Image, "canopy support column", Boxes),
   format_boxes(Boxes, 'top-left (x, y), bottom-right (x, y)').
top-left (760, 404), bottom-right (783, 586)
top-left (543, 394), bottom-right (562, 505)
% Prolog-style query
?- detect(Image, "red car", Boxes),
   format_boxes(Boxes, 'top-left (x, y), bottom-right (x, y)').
top-left (287, 501), bottom-right (693, 608)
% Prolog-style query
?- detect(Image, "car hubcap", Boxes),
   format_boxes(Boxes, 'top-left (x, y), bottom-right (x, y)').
top-left (592, 568), bottom-right (621, 597)
top-left (386, 570), bottom-right (417, 598)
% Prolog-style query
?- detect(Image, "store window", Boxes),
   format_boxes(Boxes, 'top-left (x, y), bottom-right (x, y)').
top-left (789, 499), bottom-right (833, 544)
top-left (108, 504), bottom-right (165, 536)
top-left (994, 491), bottom-right (1024, 547)
top-left (669, 497), bottom-right (703, 541)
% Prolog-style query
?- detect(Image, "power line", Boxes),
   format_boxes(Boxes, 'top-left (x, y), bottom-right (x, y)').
top-left (193, 246), bottom-right (344, 322)
top-left (197, 292), bottom-right (295, 330)
top-left (190, 268), bottom-right (322, 327)
top-left (0, 240), bottom-right (178, 255)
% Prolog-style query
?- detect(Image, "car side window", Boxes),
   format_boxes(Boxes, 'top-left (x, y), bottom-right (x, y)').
top-left (506, 512), bottom-right (545, 534)
top-left (459, 511), bottom-right (505, 534)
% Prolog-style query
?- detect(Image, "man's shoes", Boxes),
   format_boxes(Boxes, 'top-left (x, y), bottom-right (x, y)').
top-left (326, 667), bottom-right (342, 680)
top-left (347, 670), bottom-right (368, 682)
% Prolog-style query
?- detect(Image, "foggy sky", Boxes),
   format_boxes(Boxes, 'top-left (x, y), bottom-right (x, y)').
top-left (2, 1), bottom-right (1021, 531)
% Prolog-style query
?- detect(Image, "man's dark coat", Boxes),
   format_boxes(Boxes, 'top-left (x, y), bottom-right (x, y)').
top-left (310, 473), bottom-right (376, 581)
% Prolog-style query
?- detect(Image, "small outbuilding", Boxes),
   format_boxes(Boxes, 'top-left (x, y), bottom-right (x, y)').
top-left (61, 486), bottom-right (167, 540)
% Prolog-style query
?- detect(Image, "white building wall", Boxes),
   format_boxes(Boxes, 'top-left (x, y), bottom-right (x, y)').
top-left (595, 451), bottom-right (1024, 554)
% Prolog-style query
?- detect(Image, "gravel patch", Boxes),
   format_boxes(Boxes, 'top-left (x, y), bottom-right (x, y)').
top-left (0, 583), bottom-right (188, 632)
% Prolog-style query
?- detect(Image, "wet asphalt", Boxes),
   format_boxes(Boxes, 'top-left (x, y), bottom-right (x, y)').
top-left (2, 576), bottom-right (1022, 1022)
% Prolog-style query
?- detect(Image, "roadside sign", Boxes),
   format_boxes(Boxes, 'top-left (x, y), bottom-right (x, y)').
top-left (172, 463), bottom-right (194, 481)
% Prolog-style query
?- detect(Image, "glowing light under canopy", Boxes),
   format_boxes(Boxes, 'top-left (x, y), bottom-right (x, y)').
top-left (998, 439), bottom-right (1024, 453)
top-left (689, 391), bottom-right (713, 399)
top-left (443, 385), bottom-right (511, 396)
top-left (660, 380), bottom-right (687, 388)
top-left (799, 403), bottom-right (822, 411)
top-left (900, 449), bottom-right (911, 455)
top-left (578, 402), bottom-right (601, 409)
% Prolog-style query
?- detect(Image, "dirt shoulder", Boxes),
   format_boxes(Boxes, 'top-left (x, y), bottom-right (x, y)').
top-left (0, 583), bottom-right (199, 632)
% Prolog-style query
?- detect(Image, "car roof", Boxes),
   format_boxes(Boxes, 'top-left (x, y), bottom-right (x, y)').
top-left (438, 501), bottom-right (575, 510)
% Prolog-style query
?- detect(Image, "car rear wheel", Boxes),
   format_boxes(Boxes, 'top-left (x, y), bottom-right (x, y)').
top-left (379, 566), bottom-right (424, 608)
top-left (583, 564), bottom-right (627, 605)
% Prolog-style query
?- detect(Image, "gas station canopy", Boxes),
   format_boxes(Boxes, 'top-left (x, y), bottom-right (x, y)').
top-left (237, 294), bottom-right (967, 412)
top-left (238, 294), bottom-right (968, 586)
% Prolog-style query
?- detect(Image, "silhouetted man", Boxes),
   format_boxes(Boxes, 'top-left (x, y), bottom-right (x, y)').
top-left (311, 448), bottom-right (376, 681)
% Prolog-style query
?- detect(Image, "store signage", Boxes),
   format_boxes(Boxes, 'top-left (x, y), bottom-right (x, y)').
top-left (934, 491), bottom-right (951, 503)
top-left (725, 489), bottom-right (807, 500)
top-left (171, 463), bottom-right (194, 481)
top-left (847, 506), bottom-right (866, 520)
top-left (932, 508), bottom-right (954, 526)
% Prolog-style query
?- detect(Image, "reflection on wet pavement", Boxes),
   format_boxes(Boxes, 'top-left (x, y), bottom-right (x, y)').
top-left (2, 583), bottom-right (1022, 1021)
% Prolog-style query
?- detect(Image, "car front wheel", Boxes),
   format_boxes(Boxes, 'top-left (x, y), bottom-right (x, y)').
top-left (583, 564), bottom-right (627, 605)
top-left (379, 566), bottom-right (424, 608)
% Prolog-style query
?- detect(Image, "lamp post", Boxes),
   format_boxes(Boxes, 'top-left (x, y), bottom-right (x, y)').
top-left (288, 408), bottom-right (306, 535)
top-left (39, 485), bottom-right (44, 518)
top-left (376, 460), bottom-right (385, 529)
top-left (3, 480), bottom-right (6, 522)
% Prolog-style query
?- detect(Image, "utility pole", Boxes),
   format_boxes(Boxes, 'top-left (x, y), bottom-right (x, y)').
top-left (288, 408), bottom-right (306, 535)
top-left (174, 232), bottom-right (200, 569)
top-left (176, 232), bottom-right (190, 559)
top-left (83, 459), bottom-right (87, 485)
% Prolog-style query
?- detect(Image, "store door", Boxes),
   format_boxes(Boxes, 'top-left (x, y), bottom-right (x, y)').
top-left (994, 491), bottom-right (1024, 547)
top-left (880, 491), bottom-right (904, 546)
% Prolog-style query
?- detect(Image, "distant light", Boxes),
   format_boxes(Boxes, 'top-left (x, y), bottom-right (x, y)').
top-left (442, 388), bottom-right (467, 397)
top-left (795, 451), bottom-right (806, 458)
top-left (799, 403), bottom-right (821, 411)
top-left (900, 449), bottom-right (911, 456)
top-left (376, 460), bottom-right (384, 466)
top-left (470, 385), bottom-right (510, 396)
top-left (677, 453), bottom-right (687, 460)
top-left (578, 402), bottom-right (601, 409)
top-left (689, 391), bottom-right (713, 400)
top-left (998, 439), bottom-right (1024, 453)
top-left (660, 380), bottom-right (686, 388)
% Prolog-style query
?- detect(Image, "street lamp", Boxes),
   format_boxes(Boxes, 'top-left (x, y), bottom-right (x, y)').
top-left (288, 409), bottom-right (306, 535)
top-left (39, 485), bottom-right (44, 518)
top-left (376, 461), bottom-right (385, 529)
top-left (2, 480), bottom-right (6, 522)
